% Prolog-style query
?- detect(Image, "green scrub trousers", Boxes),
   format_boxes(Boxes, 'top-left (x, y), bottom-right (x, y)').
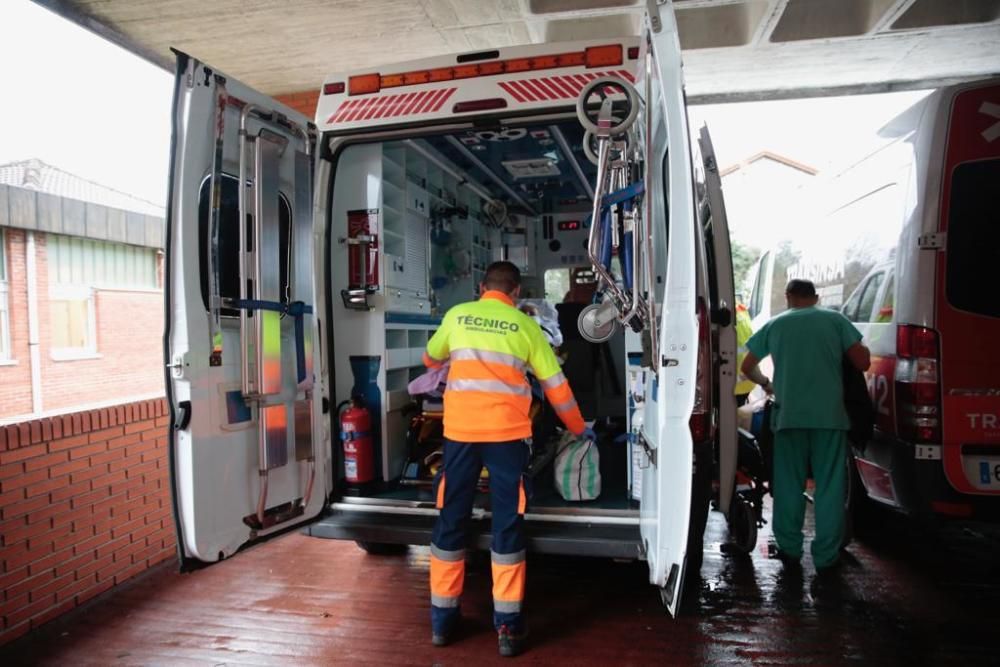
top-left (772, 428), bottom-right (847, 569)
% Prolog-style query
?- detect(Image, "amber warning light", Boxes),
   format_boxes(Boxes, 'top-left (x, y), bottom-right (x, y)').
top-left (346, 44), bottom-right (624, 96)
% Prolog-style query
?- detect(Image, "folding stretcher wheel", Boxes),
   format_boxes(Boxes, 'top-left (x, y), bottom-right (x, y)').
top-left (576, 76), bottom-right (640, 137)
top-left (578, 301), bottom-right (620, 343)
top-left (727, 494), bottom-right (758, 554)
top-left (582, 125), bottom-right (625, 166)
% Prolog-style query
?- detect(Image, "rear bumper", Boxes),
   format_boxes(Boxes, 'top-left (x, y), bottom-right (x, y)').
top-left (306, 507), bottom-right (645, 559)
top-left (858, 431), bottom-right (1000, 521)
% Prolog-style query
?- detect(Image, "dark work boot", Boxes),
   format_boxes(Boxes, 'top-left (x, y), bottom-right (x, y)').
top-left (497, 624), bottom-right (527, 657)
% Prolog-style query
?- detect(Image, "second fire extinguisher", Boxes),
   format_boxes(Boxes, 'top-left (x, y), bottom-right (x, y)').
top-left (339, 397), bottom-right (375, 485)
top-left (347, 208), bottom-right (379, 291)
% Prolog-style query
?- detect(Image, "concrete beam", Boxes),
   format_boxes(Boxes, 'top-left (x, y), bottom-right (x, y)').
top-left (686, 73), bottom-right (990, 105)
top-left (31, 0), bottom-right (171, 72)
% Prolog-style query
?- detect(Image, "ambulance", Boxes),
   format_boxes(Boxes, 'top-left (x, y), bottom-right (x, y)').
top-left (164, 0), bottom-right (737, 614)
top-left (744, 77), bottom-right (1000, 523)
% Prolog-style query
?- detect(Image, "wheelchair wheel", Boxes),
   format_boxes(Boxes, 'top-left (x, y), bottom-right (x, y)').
top-left (727, 494), bottom-right (758, 554)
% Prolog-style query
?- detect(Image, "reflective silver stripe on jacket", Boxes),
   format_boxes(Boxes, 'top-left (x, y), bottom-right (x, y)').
top-left (539, 372), bottom-right (568, 390)
top-left (451, 348), bottom-right (526, 372)
top-left (431, 544), bottom-right (466, 562)
top-left (494, 599), bottom-right (522, 613)
top-left (491, 549), bottom-right (526, 565)
top-left (432, 595), bottom-right (461, 608)
top-left (448, 379), bottom-right (531, 397)
top-left (551, 397), bottom-right (579, 414)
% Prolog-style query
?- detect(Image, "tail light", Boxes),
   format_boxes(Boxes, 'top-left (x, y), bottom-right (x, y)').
top-left (689, 298), bottom-right (713, 444)
top-left (895, 325), bottom-right (941, 443)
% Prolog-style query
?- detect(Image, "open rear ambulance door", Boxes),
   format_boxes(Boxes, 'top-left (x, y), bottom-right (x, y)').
top-left (639, 1), bottom-right (697, 617)
top-left (698, 125), bottom-right (738, 519)
top-left (164, 52), bottom-right (327, 568)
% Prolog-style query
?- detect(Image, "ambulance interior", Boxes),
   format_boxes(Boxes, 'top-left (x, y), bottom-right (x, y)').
top-left (328, 115), bottom-right (638, 513)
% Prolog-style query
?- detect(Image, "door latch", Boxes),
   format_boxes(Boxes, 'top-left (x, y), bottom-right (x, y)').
top-left (167, 354), bottom-right (188, 379)
top-left (918, 232), bottom-right (946, 249)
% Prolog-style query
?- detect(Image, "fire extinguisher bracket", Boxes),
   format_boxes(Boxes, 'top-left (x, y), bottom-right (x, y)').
top-left (341, 288), bottom-right (375, 311)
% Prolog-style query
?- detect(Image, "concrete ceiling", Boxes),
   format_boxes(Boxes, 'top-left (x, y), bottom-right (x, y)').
top-left (35, 0), bottom-right (1000, 102)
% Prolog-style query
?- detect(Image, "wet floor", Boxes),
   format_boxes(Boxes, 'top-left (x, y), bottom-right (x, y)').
top-left (3, 498), bottom-right (998, 666)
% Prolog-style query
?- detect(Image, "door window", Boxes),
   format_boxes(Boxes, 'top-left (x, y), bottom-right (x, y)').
top-left (946, 159), bottom-right (1000, 318)
top-left (748, 252), bottom-right (769, 319)
top-left (844, 272), bottom-right (884, 322)
top-left (197, 174), bottom-right (291, 316)
top-left (874, 273), bottom-right (894, 323)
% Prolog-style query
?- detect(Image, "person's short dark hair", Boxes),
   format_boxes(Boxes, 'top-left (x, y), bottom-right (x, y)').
top-left (785, 279), bottom-right (817, 298)
top-left (484, 261), bottom-right (521, 294)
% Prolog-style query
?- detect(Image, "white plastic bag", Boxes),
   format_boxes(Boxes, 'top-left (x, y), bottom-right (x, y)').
top-left (554, 431), bottom-right (601, 501)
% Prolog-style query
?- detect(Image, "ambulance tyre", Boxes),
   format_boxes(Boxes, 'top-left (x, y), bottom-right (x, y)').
top-left (576, 77), bottom-right (639, 137)
top-left (355, 541), bottom-right (408, 556)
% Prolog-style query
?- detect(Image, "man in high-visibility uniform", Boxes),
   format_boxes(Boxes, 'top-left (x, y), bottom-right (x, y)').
top-left (423, 261), bottom-right (591, 657)
top-left (734, 302), bottom-right (755, 405)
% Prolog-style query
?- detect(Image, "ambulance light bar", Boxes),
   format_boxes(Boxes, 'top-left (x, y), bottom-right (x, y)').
top-left (337, 44), bottom-right (623, 96)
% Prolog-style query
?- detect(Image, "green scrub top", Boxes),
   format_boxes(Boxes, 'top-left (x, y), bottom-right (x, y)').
top-left (746, 306), bottom-right (863, 432)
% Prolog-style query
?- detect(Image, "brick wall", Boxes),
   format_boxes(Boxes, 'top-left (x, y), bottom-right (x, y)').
top-left (276, 90), bottom-right (320, 119)
top-left (0, 229), bottom-right (164, 420)
top-left (0, 398), bottom-right (175, 645)
top-left (1, 230), bottom-right (32, 416)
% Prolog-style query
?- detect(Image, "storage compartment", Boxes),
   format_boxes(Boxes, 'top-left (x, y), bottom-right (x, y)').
top-left (330, 120), bottom-right (635, 517)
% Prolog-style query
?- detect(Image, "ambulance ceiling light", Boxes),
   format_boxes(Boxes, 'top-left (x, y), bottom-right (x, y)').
top-left (502, 159), bottom-right (561, 179)
top-left (345, 45), bottom-right (623, 96)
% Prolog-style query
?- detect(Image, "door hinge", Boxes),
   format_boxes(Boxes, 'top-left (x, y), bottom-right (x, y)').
top-left (646, 0), bottom-right (662, 33)
top-left (167, 353), bottom-right (189, 379)
top-left (918, 232), bottom-right (946, 249)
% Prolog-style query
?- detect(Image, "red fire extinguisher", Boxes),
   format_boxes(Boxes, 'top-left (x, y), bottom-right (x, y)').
top-left (347, 209), bottom-right (379, 291)
top-left (339, 397), bottom-right (375, 485)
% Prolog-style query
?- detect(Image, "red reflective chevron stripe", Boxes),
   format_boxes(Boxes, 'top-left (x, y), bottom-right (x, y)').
top-left (417, 88), bottom-right (448, 114)
top-left (535, 77), bottom-right (566, 98)
top-left (390, 92), bottom-right (418, 117)
top-left (328, 99), bottom-right (356, 123)
top-left (403, 91), bottom-right (427, 115)
top-left (508, 80), bottom-right (537, 102)
top-left (345, 97), bottom-right (376, 122)
top-left (521, 78), bottom-right (553, 100)
top-left (431, 88), bottom-right (456, 112)
top-left (499, 81), bottom-right (526, 103)
top-left (544, 76), bottom-right (576, 98)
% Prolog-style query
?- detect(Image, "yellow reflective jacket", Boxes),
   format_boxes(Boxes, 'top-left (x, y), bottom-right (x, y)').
top-left (425, 291), bottom-right (585, 442)
top-left (735, 305), bottom-right (755, 396)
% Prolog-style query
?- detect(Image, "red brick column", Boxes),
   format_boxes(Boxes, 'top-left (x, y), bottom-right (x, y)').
top-left (0, 398), bottom-right (175, 645)
top-left (275, 90), bottom-right (320, 118)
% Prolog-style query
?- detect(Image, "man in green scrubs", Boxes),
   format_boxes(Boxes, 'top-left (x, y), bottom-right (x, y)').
top-left (740, 279), bottom-right (870, 571)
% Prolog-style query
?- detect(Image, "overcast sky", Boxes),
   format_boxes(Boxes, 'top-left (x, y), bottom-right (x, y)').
top-left (1, 0), bottom-right (929, 210)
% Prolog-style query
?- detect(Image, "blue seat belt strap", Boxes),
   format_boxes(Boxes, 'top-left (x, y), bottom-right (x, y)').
top-left (235, 299), bottom-right (314, 383)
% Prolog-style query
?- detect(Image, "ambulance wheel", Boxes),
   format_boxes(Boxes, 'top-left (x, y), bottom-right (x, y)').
top-left (355, 541), bottom-right (408, 556)
top-left (576, 77), bottom-right (639, 137)
top-left (727, 495), bottom-right (758, 554)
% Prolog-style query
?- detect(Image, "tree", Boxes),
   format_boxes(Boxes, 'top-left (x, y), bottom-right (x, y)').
top-left (731, 240), bottom-right (761, 295)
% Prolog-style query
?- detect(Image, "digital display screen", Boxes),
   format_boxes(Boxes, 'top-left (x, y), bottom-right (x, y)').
top-left (557, 220), bottom-right (581, 231)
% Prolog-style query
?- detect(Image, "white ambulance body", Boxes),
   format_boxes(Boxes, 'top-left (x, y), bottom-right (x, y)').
top-left (164, 1), bottom-right (736, 614)
top-left (745, 77), bottom-right (1000, 522)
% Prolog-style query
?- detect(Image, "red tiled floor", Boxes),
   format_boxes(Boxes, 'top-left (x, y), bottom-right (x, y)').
top-left (3, 502), bottom-right (999, 665)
